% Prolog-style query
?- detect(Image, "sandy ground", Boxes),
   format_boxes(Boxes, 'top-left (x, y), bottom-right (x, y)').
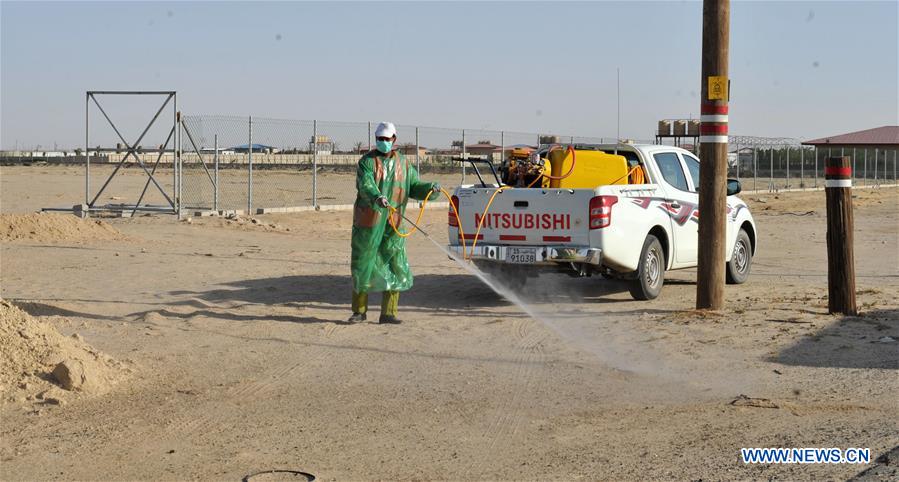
top-left (1, 165), bottom-right (897, 481)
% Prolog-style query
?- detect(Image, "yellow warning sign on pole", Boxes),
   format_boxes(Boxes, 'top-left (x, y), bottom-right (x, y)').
top-left (708, 76), bottom-right (728, 100)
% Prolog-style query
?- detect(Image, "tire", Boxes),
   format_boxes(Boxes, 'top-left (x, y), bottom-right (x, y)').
top-left (629, 234), bottom-right (665, 300)
top-left (726, 229), bottom-right (752, 284)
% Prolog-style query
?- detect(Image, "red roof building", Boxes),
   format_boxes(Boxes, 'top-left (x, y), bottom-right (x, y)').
top-left (802, 126), bottom-right (899, 149)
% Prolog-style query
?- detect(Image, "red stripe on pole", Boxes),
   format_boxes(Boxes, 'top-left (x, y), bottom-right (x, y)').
top-left (825, 166), bottom-right (851, 176)
top-left (700, 124), bottom-right (728, 134)
top-left (700, 104), bottom-right (728, 115)
top-left (543, 235), bottom-right (571, 242)
top-left (499, 234), bottom-right (526, 241)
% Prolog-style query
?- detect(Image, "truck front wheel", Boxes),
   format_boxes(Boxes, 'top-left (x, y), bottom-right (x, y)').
top-left (629, 234), bottom-right (665, 300)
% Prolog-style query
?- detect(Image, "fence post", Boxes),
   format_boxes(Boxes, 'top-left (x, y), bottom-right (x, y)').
top-left (415, 126), bottom-right (421, 175)
top-left (85, 92), bottom-right (90, 207)
top-left (177, 111), bottom-right (183, 220)
top-left (824, 156), bottom-right (857, 315)
top-left (248, 116), bottom-right (253, 214)
top-left (214, 134), bottom-right (219, 212)
top-left (800, 146), bottom-right (804, 187)
top-left (786, 145), bottom-right (791, 188)
top-left (852, 148), bottom-right (856, 184)
top-left (863, 149), bottom-right (867, 186)
top-left (368, 122), bottom-right (371, 151)
top-left (769, 147), bottom-right (774, 191)
top-left (813, 147), bottom-right (817, 188)
top-left (874, 148), bottom-right (878, 184)
top-left (753, 147), bottom-right (757, 192)
top-left (313, 120), bottom-right (318, 208)
top-left (173, 95), bottom-right (178, 217)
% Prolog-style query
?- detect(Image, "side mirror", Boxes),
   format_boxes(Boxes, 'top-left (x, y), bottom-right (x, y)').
top-left (726, 178), bottom-right (742, 196)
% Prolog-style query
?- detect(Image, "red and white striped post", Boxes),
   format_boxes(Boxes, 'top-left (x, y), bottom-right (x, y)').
top-left (824, 156), bottom-right (857, 315)
top-left (699, 104), bottom-right (728, 143)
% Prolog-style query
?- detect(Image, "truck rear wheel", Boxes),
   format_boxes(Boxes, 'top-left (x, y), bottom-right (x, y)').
top-left (726, 229), bottom-right (752, 284)
top-left (629, 234), bottom-right (665, 300)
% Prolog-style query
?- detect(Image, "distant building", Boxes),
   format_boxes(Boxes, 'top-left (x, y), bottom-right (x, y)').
top-left (396, 144), bottom-right (428, 157)
top-left (231, 143), bottom-right (277, 154)
top-left (802, 126), bottom-right (899, 150)
top-left (0, 150), bottom-right (79, 159)
top-left (465, 141), bottom-right (501, 157)
top-left (200, 147), bottom-right (236, 155)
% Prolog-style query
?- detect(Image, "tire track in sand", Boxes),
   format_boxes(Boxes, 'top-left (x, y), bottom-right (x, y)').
top-left (152, 303), bottom-right (350, 446)
top-left (461, 315), bottom-right (547, 478)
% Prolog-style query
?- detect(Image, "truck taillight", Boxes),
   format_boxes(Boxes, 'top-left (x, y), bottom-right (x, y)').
top-left (589, 195), bottom-right (618, 229)
top-left (448, 195), bottom-right (460, 227)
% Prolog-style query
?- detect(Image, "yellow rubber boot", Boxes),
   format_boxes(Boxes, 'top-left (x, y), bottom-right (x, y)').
top-left (350, 291), bottom-right (368, 322)
top-left (380, 291), bottom-right (400, 323)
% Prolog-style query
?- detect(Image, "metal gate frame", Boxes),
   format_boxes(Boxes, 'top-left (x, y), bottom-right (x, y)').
top-left (84, 91), bottom-right (178, 216)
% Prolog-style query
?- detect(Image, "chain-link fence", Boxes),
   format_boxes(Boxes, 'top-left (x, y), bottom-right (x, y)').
top-left (659, 135), bottom-right (899, 193)
top-left (175, 115), bottom-right (899, 213)
top-left (177, 116), bottom-right (634, 212)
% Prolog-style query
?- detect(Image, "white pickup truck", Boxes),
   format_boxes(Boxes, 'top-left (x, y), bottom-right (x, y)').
top-left (447, 144), bottom-right (757, 300)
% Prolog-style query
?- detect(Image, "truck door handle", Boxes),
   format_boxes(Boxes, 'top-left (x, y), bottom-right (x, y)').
top-left (670, 201), bottom-right (681, 209)
top-left (514, 201), bottom-right (529, 208)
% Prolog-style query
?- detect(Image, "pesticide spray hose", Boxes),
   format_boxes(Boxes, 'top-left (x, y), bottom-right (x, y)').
top-left (387, 187), bottom-right (468, 259)
top-left (387, 190), bottom-right (434, 239)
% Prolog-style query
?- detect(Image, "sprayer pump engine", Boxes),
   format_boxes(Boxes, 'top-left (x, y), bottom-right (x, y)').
top-left (501, 148), bottom-right (546, 188)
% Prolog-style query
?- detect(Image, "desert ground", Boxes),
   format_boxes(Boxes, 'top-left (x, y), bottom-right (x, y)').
top-left (1, 165), bottom-right (897, 481)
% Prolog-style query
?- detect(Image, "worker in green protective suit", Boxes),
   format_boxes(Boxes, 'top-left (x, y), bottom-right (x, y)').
top-left (349, 122), bottom-right (440, 324)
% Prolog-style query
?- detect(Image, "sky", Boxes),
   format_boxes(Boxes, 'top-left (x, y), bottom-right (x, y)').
top-left (1, 1), bottom-right (897, 150)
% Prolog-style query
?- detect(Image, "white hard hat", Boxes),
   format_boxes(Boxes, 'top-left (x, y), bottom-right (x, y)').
top-left (375, 122), bottom-right (397, 138)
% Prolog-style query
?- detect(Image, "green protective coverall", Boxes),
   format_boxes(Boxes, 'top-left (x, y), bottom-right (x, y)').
top-left (351, 149), bottom-right (437, 314)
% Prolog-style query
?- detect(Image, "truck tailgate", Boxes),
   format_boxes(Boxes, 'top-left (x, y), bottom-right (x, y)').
top-left (455, 187), bottom-right (594, 246)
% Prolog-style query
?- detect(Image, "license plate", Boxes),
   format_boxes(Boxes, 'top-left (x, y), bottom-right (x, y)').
top-left (507, 247), bottom-right (537, 264)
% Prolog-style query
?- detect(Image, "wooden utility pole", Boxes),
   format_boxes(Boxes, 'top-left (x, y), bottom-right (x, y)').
top-left (697, 0), bottom-right (730, 310)
top-left (825, 156), bottom-right (857, 315)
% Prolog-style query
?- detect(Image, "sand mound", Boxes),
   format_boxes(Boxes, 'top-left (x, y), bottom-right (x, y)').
top-left (0, 300), bottom-right (127, 404)
top-left (1, 213), bottom-right (127, 243)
